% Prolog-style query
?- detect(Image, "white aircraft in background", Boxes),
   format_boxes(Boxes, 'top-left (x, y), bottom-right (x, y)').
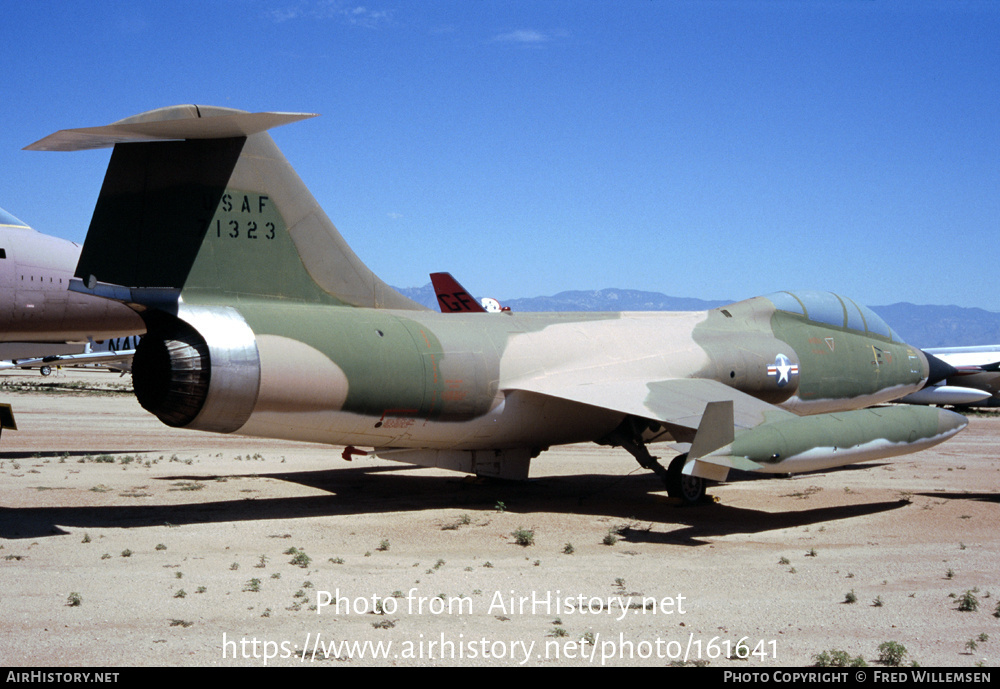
top-left (0, 335), bottom-right (140, 376)
top-left (0, 207), bottom-right (143, 373)
top-left (899, 345), bottom-right (1000, 407)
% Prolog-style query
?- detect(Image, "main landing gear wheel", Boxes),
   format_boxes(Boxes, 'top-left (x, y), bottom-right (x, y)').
top-left (601, 418), bottom-right (710, 504)
top-left (665, 453), bottom-right (705, 504)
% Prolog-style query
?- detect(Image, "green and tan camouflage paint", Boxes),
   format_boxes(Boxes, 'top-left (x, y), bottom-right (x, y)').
top-left (32, 105), bottom-right (965, 483)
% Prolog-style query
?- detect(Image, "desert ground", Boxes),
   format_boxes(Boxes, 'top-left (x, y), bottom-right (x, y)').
top-left (0, 369), bottom-right (997, 667)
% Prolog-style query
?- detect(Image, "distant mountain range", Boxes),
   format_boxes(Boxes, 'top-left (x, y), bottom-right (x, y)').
top-left (395, 284), bottom-right (1000, 349)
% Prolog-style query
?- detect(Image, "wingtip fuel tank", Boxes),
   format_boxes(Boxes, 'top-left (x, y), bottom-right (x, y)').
top-left (691, 405), bottom-right (967, 480)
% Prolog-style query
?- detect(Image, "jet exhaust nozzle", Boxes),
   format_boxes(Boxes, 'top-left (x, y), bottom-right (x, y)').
top-left (132, 307), bottom-right (261, 432)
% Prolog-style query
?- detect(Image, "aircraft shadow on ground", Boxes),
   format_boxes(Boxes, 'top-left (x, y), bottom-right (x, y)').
top-left (914, 491), bottom-right (1000, 504)
top-left (2, 450), bottom-right (171, 460)
top-left (0, 464), bottom-right (920, 541)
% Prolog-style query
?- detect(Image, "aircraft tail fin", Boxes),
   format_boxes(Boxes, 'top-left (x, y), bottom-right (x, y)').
top-left (26, 105), bottom-right (425, 311)
top-left (430, 272), bottom-right (488, 313)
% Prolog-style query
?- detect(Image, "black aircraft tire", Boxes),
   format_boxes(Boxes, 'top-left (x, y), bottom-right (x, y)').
top-left (666, 453), bottom-right (706, 504)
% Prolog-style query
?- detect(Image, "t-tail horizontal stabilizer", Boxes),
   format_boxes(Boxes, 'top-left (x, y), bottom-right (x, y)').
top-left (27, 105), bottom-right (425, 312)
top-left (24, 109), bottom-right (317, 151)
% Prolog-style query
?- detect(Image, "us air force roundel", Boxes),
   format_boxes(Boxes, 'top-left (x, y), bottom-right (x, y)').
top-left (767, 353), bottom-right (799, 387)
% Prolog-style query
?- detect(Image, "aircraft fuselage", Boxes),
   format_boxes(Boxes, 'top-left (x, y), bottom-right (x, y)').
top-left (135, 291), bottom-right (929, 455)
top-left (31, 105), bottom-right (962, 492)
top-left (0, 225), bottom-right (144, 347)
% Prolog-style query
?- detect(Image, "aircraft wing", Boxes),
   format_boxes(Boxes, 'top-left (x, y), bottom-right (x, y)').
top-left (509, 376), bottom-right (795, 437)
top-left (507, 376), bottom-right (798, 480)
top-left (507, 374), bottom-right (964, 483)
top-left (2, 349), bottom-right (135, 373)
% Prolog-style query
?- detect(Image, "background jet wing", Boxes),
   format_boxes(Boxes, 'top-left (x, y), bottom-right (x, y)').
top-left (3, 349), bottom-right (135, 373)
top-left (507, 376), bottom-right (795, 436)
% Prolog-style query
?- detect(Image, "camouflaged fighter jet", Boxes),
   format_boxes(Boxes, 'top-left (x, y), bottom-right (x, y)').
top-left (26, 105), bottom-right (968, 503)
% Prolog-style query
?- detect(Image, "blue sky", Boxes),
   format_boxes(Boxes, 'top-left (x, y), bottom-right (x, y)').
top-left (2, 1), bottom-right (997, 310)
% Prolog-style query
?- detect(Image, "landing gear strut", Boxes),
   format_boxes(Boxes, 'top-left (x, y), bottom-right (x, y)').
top-left (603, 419), bottom-right (706, 504)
